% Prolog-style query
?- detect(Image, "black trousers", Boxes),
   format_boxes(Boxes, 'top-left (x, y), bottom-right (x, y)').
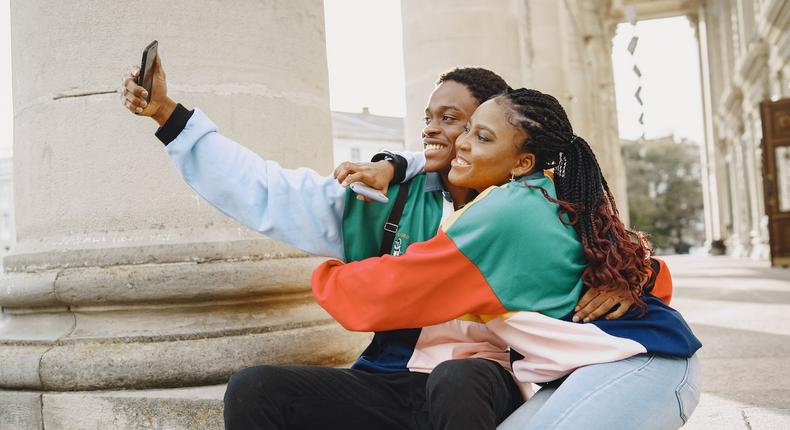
top-left (224, 358), bottom-right (524, 430)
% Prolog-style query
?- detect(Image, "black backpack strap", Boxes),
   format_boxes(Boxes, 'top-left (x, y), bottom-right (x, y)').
top-left (379, 180), bottom-right (411, 256)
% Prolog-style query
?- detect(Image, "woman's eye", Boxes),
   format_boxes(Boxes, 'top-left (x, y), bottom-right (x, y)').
top-left (478, 134), bottom-right (489, 142)
top-left (463, 124), bottom-right (470, 133)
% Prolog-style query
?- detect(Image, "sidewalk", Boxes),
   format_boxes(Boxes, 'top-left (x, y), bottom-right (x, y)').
top-left (663, 255), bottom-right (790, 429)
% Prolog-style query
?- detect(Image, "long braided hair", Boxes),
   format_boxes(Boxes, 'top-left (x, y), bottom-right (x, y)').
top-left (497, 88), bottom-right (652, 311)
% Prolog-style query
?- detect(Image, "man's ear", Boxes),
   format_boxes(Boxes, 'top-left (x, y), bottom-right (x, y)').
top-left (511, 152), bottom-right (535, 177)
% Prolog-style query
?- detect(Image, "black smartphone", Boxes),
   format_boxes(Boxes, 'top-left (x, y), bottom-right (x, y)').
top-left (138, 40), bottom-right (158, 103)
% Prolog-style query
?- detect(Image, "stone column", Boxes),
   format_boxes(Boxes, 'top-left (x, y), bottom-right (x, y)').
top-left (401, 0), bottom-right (531, 149)
top-left (724, 137), bottom-right (751, 256)
top-left (737, 40), bottom-right (771, 259)
top-left (400, 0), bottom-right (629, 218)
top-left (694, 5), bottom-right (725, 255)
top-left (1, 1), bottom-right (367, 428)
top-left (733, 134), bottom-right (755, 257)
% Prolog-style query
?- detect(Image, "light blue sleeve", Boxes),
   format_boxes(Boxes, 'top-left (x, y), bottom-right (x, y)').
top-left (390, 150), bottom-right (426, 182)
top-left (165, 109), bottom-right (346, 260)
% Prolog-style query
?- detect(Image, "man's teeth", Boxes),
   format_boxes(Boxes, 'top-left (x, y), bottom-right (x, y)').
top-left (454, 158), bottom-right (469, 166)
top-left (425, 144), bottom-right (444, 151)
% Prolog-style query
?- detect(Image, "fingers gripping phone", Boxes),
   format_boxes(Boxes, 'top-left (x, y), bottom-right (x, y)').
top-left (349, 182), bottom-right (389, 203)
top-left (138, 40), bottom-right (158, 103)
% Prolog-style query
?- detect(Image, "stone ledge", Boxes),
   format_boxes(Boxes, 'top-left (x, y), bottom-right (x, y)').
top-left (1, 256), bottom-right (328, 308)
top-left (1, 320), bottom-right (369, 391)
top-left (41, 385), bottom-right (225, 430)
top-left (0, 391), bottom-right (43, 430)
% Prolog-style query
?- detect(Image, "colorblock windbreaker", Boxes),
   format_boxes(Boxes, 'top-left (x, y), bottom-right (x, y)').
top-left (312, 172), bottom-right (702, 387)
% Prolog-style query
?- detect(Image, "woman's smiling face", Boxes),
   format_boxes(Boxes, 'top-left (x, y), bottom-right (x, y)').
top-left (422, 81), bottom-right (479, 174)
top-left (449, 99), bottom-right (534, 192)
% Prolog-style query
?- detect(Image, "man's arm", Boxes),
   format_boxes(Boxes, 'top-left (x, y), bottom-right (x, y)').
top-left (332, 150), bottom-right (426, 203)
top-left (122, 59), bottom-right (347, 260)
top-left (160, 106), bottom-right (347, 260)
top-left (572, 257), bottom-right (673, 322)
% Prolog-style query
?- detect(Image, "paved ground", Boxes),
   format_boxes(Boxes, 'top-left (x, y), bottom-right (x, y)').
top-left (663, 255), bottom-right (790, 429)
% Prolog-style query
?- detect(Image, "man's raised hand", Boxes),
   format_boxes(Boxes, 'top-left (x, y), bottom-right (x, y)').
top-left (120, 55), bottom-right (175, 126)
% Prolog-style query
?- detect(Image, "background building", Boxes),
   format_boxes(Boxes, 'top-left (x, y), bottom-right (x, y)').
top-left (610, 0), bottom-right (789, 261)
top-left (331, 108), bottom-right (405, 165)
top-left (692, 0), bottom-right (790, 260)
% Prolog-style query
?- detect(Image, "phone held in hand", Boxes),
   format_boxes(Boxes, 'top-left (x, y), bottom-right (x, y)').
top-left (349, 182), bottom-right (389, 203)
top-left (138, 40), bottom-right (158, 103)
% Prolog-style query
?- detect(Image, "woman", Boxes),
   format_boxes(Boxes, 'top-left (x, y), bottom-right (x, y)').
top-left (312, 88), bottom-right (702, 429)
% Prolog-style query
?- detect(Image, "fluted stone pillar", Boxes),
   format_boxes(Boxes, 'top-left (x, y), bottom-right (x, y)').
top-left (0, 1), bottom-right (368, 428)
top-left (401, 0), bottom-right (531, 149)
top-left (401, 0), bottom-right (629, 220)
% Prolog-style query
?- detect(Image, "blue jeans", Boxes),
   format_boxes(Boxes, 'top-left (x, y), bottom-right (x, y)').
top-left (498, 354), bottom-right (701, 430)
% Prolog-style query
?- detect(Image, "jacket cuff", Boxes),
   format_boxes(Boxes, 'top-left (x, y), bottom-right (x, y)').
top-left (155, 103), bottom-right (194, 146)
top-left (371, 151), bottom-right (407, 184)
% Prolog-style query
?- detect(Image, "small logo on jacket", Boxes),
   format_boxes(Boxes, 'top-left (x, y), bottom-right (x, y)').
top-left (392, 238), bottom-right (403, 256)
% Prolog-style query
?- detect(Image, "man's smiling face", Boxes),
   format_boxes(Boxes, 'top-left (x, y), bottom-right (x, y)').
top-left (422, 81), bottom-right (479, 173)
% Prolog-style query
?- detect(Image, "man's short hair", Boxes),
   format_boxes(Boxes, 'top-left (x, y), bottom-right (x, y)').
top-left (437, 67), bottom-right (509, 105)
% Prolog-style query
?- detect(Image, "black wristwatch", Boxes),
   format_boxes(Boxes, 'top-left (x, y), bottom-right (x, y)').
top-left (371, 151), bottom-right (407, 184)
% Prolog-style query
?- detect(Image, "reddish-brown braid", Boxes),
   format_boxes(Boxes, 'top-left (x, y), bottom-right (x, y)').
top-left (498, 88), bottom-right (653, 313)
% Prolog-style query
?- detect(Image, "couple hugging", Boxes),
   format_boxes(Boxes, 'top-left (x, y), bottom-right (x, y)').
top-left (121, 57), bottom-right (701, 429)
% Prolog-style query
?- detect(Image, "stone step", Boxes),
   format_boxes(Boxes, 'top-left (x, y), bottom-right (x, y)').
top-left (1, 385), bottom-right (226, 430)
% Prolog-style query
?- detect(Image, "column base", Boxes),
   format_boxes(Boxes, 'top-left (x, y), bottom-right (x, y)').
top-left (1, 385), bottom-right (225, 430)
top-left (749, 242), bottom-right (771, 261)
top-left (706, 239), bottom-right (728, 255)
top-left (1, 257), bottom-right (371, 391)
top-left (726, 234), bottom-right (752, 258)
top-left (0, 303), bottom-right (369, 391)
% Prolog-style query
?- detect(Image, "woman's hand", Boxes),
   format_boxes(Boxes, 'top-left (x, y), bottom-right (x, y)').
top-left (120, 55), bottom-right (176, 126)
top-left (572, 287), bottom-right (636, 323)
top-left (334, 161), bottom-right (395, 202)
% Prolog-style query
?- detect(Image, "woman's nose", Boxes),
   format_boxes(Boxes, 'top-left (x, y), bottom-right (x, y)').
top-left (455, 134), bottom-right (471, 151)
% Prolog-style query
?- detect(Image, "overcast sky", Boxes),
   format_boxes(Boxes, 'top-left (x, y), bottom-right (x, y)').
top-left (324, 0), bottom-right (406, 117)
top-left (611, 16), bottom-right (704, 143)
top-left (0, 2), bottom-right (704, 159)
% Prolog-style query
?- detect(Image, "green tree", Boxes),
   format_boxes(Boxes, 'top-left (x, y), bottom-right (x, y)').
top-left (623, 137), bottom-right (705, 254)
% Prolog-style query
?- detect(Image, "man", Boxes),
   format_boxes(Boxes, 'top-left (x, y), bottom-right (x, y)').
top-left (122, 57), bottom-right (631, 429)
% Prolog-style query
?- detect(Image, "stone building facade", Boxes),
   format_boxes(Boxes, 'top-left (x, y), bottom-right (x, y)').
top-left (403, 0), bottom-right (789, 260)
top-left (611, 0), bottom-right (788, 260)
top-left (693, 0), bottom-right (790, 259)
